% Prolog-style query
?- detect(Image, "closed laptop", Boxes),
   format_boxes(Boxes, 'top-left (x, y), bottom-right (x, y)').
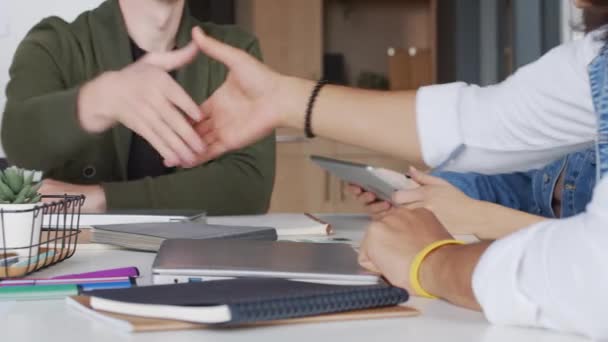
top-left (152, 239), bottom-right (379, 285)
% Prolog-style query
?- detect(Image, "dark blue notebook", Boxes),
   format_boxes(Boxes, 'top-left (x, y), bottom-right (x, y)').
top-left (86, 278), bottom-right (409, 325)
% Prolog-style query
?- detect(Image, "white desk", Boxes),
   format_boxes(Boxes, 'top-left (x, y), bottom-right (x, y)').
top-left (0, 215), bottom-right (586, 342)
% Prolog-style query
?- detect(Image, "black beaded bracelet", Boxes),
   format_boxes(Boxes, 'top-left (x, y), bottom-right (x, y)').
top-left (305, 80), bottom-right (328, 139)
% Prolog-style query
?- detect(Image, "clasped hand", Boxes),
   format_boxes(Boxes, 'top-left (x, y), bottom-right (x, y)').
top-left (78, 40), bottom-right (209, 168)
top-left (78, 27), bottom-right (285, 169)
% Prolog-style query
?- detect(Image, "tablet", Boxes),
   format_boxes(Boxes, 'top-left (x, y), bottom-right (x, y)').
top-left (310, 155), bottom-right (416, 204)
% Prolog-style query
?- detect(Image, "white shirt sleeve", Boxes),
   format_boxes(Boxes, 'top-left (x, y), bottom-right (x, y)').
top-left (415, 30), bottom-right (608, 338)
top-left (472, 177), bottom-right (608, 340)
top-left (416, 32), bottom-right (603, 174)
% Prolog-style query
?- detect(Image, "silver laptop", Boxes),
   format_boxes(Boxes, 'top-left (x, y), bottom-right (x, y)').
top-left (152, 239), bottom-right (380, 286)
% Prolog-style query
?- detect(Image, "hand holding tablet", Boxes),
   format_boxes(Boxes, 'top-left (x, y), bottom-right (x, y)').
top-left (310, 156), bottom-right (419, 205)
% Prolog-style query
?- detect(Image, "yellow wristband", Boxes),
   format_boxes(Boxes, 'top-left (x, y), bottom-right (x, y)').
top-left (409, 239), bottom-right (465, 299)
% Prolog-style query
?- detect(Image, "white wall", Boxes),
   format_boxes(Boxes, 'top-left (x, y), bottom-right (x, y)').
top-left (0, 0), bottom-right (104, 156)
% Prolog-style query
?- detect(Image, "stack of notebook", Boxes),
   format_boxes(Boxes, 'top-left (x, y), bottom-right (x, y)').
top-left (68, 278), bottom-right (416, 332)
top-left (88, 214), bottom-right (335, 252)
top-left (90, 223), bottom-right (277, 252)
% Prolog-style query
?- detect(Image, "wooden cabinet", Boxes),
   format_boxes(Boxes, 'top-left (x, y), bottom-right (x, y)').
top-left (236, 0), bottom-right (436, 213)
top-left (236, 0), bottom-right (323, 80)
top-left (270, 129), bottom-right (336, 213)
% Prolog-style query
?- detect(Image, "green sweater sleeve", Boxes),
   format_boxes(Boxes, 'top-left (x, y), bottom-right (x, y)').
top-left (2, 21), bottom-right (93, 171)
top-left (102, 38), bottom-right (276, 215)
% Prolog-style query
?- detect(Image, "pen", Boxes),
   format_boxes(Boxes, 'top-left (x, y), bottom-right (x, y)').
top-left (52, 267), bottom-right (140, 280)
top-left (79, 281), bottom-right (134, 291)
top-left (0, 277), bottom-right (134, 287)
top-left (0, 281), bottom-right (134, 301)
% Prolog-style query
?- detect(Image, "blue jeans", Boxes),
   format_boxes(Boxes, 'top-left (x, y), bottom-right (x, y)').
top-left (432, 148), bottom-right (596, 219)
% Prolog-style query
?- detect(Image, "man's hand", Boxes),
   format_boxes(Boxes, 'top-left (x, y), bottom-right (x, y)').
top-left (39, 179), bottom-right (107, 213)
top-left (358, 207), bottom-right (453, 293)
top-left (78, 41), bottom-right (205, 168)
top-left (191, 27), bottom-right (287, 164)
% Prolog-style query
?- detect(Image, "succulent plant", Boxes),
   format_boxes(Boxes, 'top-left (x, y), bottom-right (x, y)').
top-left (0, 167), bottom-right (43, 204)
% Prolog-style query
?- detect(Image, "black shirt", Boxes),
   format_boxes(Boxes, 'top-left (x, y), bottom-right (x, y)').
top-left (127, 40), bottom-right (176, 180)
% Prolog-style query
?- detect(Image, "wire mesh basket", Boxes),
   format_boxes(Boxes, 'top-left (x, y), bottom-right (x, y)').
top-left (0, 195), bottom-right (85, 279)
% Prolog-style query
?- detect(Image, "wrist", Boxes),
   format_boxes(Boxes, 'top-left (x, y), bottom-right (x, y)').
top-left (77, 72), bottom-right (116, 133)
top-left (276, 76), bottom-right (315, 129)
top-left (467, 199), bottom-right (489, 237)
top-left (83, 185), bottom-right (107, 213)
top-left (418, 243), bottom-right (462, 299)
top-left (418, 242), bottom-right (490, 310)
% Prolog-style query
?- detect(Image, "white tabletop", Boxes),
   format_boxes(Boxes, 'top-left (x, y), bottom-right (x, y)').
top-left (0, 215), bottom-right (586, 342)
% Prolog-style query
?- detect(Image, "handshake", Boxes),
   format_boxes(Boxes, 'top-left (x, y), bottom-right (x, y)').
top-left (78, 27), bottom-right (282, 169)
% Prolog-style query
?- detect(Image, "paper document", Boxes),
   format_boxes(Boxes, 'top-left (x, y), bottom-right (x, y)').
top-left (208, 214), bottom-right (332, 236)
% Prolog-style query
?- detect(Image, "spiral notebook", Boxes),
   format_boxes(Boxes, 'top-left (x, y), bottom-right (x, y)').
top-left (67, 297), bottom-right (418, 333)
top-left (73, 278), bottom-right (409, 327)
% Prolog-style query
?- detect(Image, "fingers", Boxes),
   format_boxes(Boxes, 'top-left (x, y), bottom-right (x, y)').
top-left (158, 98), bottom-right (206, 154)
top-left (194, 115), bottom-right (222, 147)
top-left (357, 191), bottom-right (378, 205)
top-left (164, 78), bottom-right (203, 122)
top-left (346, 184), bottom-right (363, 196)
top-left (368, 201), bottom-right (392, 215)
top-left (201, 130), bottom-right (219, 146)
top-left (134, 121), bottom-right (180, 167)
top-left (192, 27), bottom-right (248, 69)
top-left (192, 142), bottom-right (228, 166)
top-left (358, 229), bottom-right (381, 273)
top-left (404, 202), bottom-right (427, 210)
top-left (392, 188), bottom-right (425, 205)
top-left (408, 166), bottom-right (449, 186)
top-left (200, 99), bottom-right (213, 118)
top-left (358, 254), bottom-right (381, 273)
top-left (141, 41), bottom-right (199, 71)
top-left (195, 117), bottom-right (215, 137)
top-left (347, 185), bottom-right (391, 216)
top-left (144, 103), bottom-right (198, 166)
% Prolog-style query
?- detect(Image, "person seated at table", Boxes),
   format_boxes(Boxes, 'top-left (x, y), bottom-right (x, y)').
top-left (1, 0), bottom-right (275, 214)
top-left (165, 0), bottom-right (608, 337)
top-left (348, 148), bottom-right (596, 240)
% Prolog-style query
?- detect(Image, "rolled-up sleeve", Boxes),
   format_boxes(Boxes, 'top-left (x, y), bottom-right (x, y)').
top-left (472, 177), bottom-right (608, 339)
top-left (416, 32), bottom-right (602, 174)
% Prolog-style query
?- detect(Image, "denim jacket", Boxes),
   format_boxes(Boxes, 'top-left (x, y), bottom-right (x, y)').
top-left (432, 148), bottom-right (596, 219)
top-left (589, 45), bottom-right (608, 179)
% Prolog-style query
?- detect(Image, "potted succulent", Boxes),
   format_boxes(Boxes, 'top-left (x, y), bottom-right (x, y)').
top-left (0, 167), bottom-right (43, 257)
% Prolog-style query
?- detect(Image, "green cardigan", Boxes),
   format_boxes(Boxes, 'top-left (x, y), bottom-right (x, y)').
top-left (1, 0), bottom-right (276, 215)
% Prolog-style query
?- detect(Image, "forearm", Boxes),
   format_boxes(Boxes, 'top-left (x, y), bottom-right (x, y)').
top-left (278, 77), bottom-right (426, 168)
top-left (472, 201), bottom-right (547, 240)
top-left (2, 88), bottom-right (95, 171)
top-left (420, 242), bottom-right (491, 310)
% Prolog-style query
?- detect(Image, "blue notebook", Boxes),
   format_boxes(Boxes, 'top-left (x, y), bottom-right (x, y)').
top-left (85, 278), bottom-right (409, 325)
